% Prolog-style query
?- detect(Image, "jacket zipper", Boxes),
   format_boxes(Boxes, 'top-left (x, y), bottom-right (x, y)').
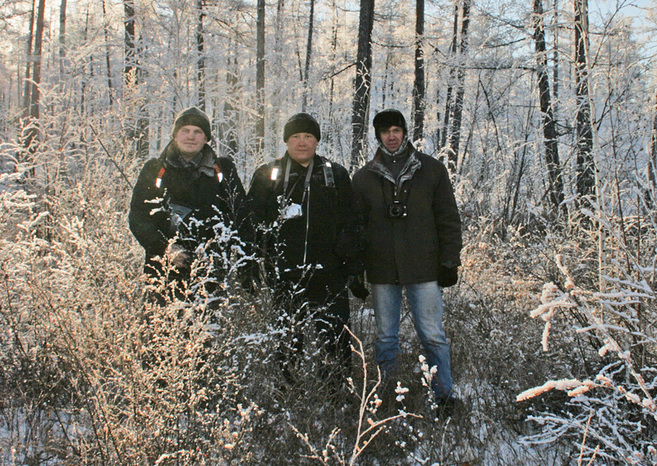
top-left (303, 184), bottom-right (310, 264)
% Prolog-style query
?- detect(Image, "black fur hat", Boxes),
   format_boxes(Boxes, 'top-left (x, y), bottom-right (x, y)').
top-left (283, 113), bottom-right (321, 142)
top-left (373, 109), bottom-right (407, 141)
top-left (172, 107), bottom-right (212, 141)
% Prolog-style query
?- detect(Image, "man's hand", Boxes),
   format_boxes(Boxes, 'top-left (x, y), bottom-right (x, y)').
top-left (166, 243), bottom-right (192, 269)
top-left (437, 265), bottom-right (458, 288)
top-left (347, 274), bottom-right (369, 300)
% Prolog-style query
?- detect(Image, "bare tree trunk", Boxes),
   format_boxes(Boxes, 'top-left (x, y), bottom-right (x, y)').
top-left (196, 0), bottom-right (205, 110)
top-left (533, 0), bottom-right (565, 216)
top-left (123, 0), bottom-right (136, 80)
top-left (446, 0), bottom-right (471, 172)
top-left (412, 0), bottom-right (425, 142)
top-left (552, 0), bottom-right (560, 108)
top-left (220, 42), bottom-right (239, 160)
top-left (80, 8), bottom-right (90, 115)
top-left (22, 0), bottom-right (36, 118)
top-left (59, 0), bottom-right (67, 79)
top-left (301, 0), bottom-right (314, 111)
top-left (439, 0), bottom-right (460, 152)
top-left (382, 51), bottom-right (391, 108)
top-left (268, 0), bottom-right (285, 150)
top-left (21, 0), bottom-right (45, 156)
top-left (574, 0), bottom-right (595, 199)
top-left (647, 91), bottom-right (657, 209)
top-left (102, 0), bottom-right (115, 107)
top-left (255, 0), bottom-right (265, 154)
top-left (351, 0), bottom-right (375, 169)
top-left (123, 0), bottom-right (148, 157)
top-left (326, 0), bottom-right (338, 149)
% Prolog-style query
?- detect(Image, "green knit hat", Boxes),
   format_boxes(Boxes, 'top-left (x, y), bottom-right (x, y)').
top-left (172, 107), bottom-right (212, 141)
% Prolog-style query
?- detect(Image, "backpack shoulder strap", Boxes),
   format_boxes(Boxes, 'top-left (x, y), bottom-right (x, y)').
top-left (319, 156), bottom-right (335, 188)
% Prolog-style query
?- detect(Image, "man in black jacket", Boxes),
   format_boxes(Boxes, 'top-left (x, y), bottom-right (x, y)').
top-left (353, 109), bottom-right (462, 410)
top-left (129, 107), bottom-right (247, 302)
top-left (247, 112), bottom-right (365, 385)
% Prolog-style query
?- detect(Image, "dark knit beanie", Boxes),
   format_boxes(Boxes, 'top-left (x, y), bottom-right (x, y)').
top-left (172, 107), bottom-right (212, 141)
top-left (283, 113), bottom-right (321, 142)
top-left (373, 109), bottom-right (407, 141)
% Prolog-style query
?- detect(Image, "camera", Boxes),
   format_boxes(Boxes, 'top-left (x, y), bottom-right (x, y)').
top-left (386, 201), bottom-right (407, 219)
top-left (281, 202), bottom-right (303, 220)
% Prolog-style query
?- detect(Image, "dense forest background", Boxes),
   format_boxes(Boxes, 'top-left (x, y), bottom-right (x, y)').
top-left (1, 0), bottom-right (656, 464)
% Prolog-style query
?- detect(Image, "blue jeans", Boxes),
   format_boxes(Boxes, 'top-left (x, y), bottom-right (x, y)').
top-left (371, 281), bottom-right (453, 399)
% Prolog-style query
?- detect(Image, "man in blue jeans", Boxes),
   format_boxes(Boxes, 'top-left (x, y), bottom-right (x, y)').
top-left (352, 109), bottom-right (462, 412)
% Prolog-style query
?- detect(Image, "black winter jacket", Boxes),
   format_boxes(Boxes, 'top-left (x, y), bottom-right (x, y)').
top-left (247, 153), bottom-right (361, 282)
top-left (353, 145), bottom-right (462, 285)
top-left (129, 142), bottom-right (247, 271)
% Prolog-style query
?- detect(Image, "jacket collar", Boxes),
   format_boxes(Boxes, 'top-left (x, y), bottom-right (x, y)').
top-left (368, 143), bottom-right (421, 185)
top-left (281, 152), bottom-right (326, 172)
top-left (161, 141), bottom-right (216, 178)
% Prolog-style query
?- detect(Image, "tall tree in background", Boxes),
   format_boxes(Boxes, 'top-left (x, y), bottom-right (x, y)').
top-left (351, 0), bottom-right (375, 169)
top-left (22, 0), bottom-right (36, 118)
top-left (326, 0), bottom-right (340, 149)
top-left (648, 91), bottom-right (657, 208)
top-left (412, 0), bottom-right (425, 142)
top-left (21, 0), bottom-right (46, 154)
top-left (255, 0), bottom-right (265, 154)
top-left (59, 0), bottom-right (67, 79)
top-left (446, 0), bottom-right (470, 172)
top-left (574, 0), bottom-right (595, 199)
top-left (552, 0), bottom-right (560, 112)
top-left (439, 0), bottom-right (460, 152)
top-left (532, 0), bottom-right (565, 215)
top-left (301, 0), bottom-right (315, 111)
top-left (102, 0), bottom-right (115, 107)
top-left (196, 0), bottom-right (206, 110)
top-left (123, 0), bottom-right (136, 85)
top-left (123, 0), bottom-right (148, 156)
top-left (219, 42), bottom-right (240, 161)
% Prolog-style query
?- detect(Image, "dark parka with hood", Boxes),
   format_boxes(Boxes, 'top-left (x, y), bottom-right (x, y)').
top-left (353, 143), bottom-right (462, 286)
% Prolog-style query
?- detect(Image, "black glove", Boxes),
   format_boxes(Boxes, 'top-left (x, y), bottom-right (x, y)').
top-left (347, 274), bottom-right (369, 300)
top-left (437, 265), bottom-right (458, 288)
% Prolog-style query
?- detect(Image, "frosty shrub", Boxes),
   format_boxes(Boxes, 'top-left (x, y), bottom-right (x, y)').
top-left (0, 126), bottom-right (260, 464)
top-left (517, 205), bottom-right (657, 464)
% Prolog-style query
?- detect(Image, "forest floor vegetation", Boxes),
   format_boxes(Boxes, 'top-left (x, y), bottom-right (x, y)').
top-left (1, 142), bottom-right (655, 465)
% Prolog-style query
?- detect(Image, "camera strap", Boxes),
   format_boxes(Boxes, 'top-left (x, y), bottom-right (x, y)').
top-left (283, 158), bottom-right (314, 204)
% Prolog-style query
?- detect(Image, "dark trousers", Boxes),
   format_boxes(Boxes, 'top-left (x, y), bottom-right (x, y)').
top-left (274, 270), bottom-right (351, 384)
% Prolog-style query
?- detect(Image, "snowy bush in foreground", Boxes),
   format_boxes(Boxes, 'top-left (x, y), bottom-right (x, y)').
top-left (518, 230), bottom-right (657, 464)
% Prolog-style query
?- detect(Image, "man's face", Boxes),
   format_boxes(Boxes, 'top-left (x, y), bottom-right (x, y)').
top-left (286, 132), bottom-right (318, 166)
top-left (380, 125), bottom-right (405, 153)
top-left (174, 125), bottom-right (208, 160)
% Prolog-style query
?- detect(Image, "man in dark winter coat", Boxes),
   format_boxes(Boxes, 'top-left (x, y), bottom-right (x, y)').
top-left (246, 112), bottom-right (366, 385)
top-left (129, 107), bottom-right (247, 302)
top-left (352, 109), bottom-right (462, 410)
